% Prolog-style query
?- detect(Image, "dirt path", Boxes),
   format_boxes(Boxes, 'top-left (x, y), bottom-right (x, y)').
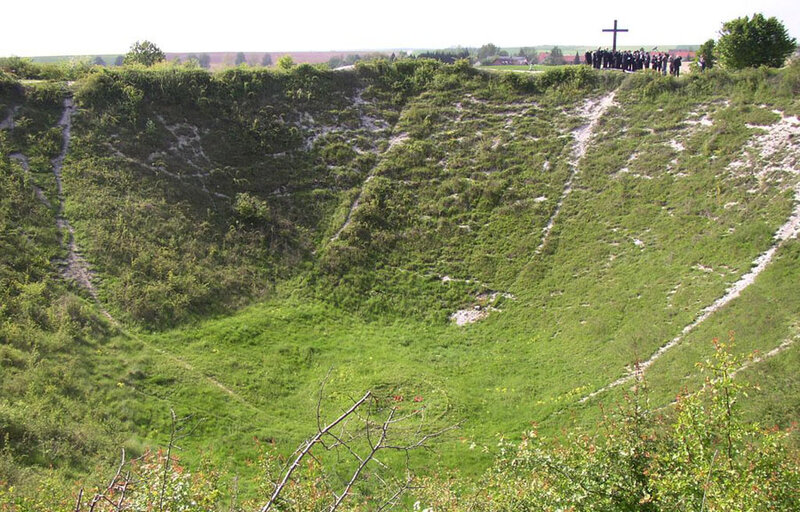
top-left (730, 334), bottom-right (798, 378)
top-left (110, 314), bottom-right (252, 406)
top-left (330, 177), bottom-right (373, 242)
top-left (43, 98), bottom-right (102, 299)
top-left (532, 92), bottom-right (617, 258)
top-left (510, 91), bottom-right (617, 294)
top-left (580, 111), bottom-right (800, 403)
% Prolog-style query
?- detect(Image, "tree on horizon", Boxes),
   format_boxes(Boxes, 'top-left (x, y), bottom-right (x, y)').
top-left (717, 13), bottom-right (796, 69)
top-left (123, 40), bottom-right (165, 67)
top-left (545, 46), bottom-right (565, 65)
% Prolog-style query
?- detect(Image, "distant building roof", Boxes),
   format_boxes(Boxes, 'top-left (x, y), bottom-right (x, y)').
top-left (668, 50), bottom-right (696, 59)
top-left (487, 56), bottom-right (528, 66)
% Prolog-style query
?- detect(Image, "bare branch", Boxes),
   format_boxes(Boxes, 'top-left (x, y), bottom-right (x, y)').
top-left (376, 474), bottom-right (414, 512)
top-left (384, 423), bottom-right (462, 451)
top-left (259, 391), bottom-right (373, 512)
top-left (74, 488), bottom-right (83, 512)
top-left (329, 408), bottom-right (396, 511)
top-left (317, 367), bottom-right (334, 432)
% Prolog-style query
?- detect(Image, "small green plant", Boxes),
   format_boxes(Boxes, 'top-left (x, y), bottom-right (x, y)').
top-left (277, 55), bottom-right (295, 71)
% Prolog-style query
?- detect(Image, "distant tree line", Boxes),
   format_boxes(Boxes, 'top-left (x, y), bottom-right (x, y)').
top-left (417, 49), bottom-right (470, 64)
top-left (327, 52), bottom-right (393, 69)
top-left (184, 53), bottom-right (212, 68)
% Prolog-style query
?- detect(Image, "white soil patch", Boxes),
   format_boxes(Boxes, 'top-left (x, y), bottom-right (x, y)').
top-left (728, 114), bottom-right (800, 186)
top-left (668, 139), bottom-right (685, 152)
top-left (451, 307), bottom-right (492, 326)
top-left (352, 89), bottom-right (391, 133)
top-left (388, 132), bottom-right (410, 150)
top-left (685, 112), bottom-right (713, 128)
top-left (666, 283), bottom-right (681, 306)
top-left (450, 291), bottom-right (515, 326)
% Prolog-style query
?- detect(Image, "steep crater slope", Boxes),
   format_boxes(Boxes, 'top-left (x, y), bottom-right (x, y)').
top-left (64, 64), bottom-right (626, 326)
top-left (65, 66), bottom-right (403, 325)
top-left (2, 63), bottom-right (800, 494)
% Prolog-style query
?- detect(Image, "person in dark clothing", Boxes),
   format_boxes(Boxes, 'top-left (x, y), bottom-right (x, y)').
top-left (673, 56), bottom-right (682, 77)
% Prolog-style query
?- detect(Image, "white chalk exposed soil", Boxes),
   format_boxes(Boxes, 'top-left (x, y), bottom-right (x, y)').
top-left (533, 92), bottom-right (617, 256)
top-left (47, 98), bottom-right (101, 298)
top-left (0, 105), bottom-right (20, 130)
top-left (450, 308), bottom-right (492, 326)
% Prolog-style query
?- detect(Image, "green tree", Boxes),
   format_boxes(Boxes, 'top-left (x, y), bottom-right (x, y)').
top-left (344, 53), bottom-right (361, 65)
top-left (123, 40), bottom-right (166, 67)
top-left (545, 46), bottom-right (565, 65)
top-left (327, 56), bottom-right (344, 69)
top-left (235, 51), bottom-right (247, 66)
top-left (114, 55), bottom-right (124, 66)
top-left (184, 53), bottom-right (200, 67)
top-left (261, 53), bottom-right (272, 66)
top-left (198, 53), bottom-right (211, 69)
top-left (477, 43), bottom-right (499, 61)
top-left (277, 55), bottom-right (295, 70)
top-left (92, 56), bottom-right (106, 67)
top-left (717, 13), bottom-right (797, 69)
top-left (697, 38), bottom-right (716, 69)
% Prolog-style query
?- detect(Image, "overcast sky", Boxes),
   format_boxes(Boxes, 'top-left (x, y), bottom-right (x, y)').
top-left (3, 0), bottom-right (799, 56)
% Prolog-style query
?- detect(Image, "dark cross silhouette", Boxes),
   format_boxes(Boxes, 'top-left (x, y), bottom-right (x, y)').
top-left (602, 19), bottom-right (629, 52)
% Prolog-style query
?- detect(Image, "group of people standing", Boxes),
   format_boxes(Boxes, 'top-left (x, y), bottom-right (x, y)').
top-left (584, 49), bottom-right (683, 77)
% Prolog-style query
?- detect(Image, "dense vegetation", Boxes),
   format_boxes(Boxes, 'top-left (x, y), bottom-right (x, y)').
top-left (1, 58), bottom-right (799, 509)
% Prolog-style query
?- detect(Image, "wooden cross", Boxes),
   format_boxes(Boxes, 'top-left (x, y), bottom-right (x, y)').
top-left (602, 19), bottom-right (629, 52)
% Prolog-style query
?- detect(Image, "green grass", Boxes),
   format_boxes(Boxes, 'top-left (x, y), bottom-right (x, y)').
top-left (2, 60), bottom-right (800, 501)
top-left (480, 64), bottom-right (572, 72)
